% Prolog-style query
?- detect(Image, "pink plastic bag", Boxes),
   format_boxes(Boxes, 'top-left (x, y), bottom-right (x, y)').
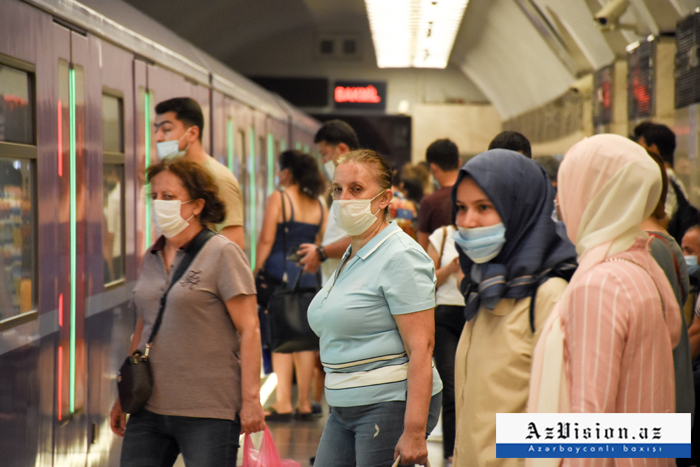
top-left (239, 427), bottom-right (301, 467)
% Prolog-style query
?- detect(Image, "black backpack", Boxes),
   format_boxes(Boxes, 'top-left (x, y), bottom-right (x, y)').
top-left (667, 179), bottom-right (700, 244)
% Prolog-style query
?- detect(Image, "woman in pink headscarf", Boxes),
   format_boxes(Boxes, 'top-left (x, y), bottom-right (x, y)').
top-left (528, 134), bottom-right (680, 467)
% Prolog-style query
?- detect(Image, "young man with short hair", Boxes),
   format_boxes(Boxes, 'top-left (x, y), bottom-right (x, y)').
top-left (154, 97), bottom-right (245, 248)
top-left (417, 139), bottom-right (460, 251)
top-left (488, 131), bottom-right (532, 158)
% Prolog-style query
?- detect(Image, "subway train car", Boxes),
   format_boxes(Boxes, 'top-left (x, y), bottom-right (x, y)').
top-left (0, 0), bottom-right (319, 465)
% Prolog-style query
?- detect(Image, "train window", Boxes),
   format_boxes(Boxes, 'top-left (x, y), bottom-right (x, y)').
top-left (103, 164), bottom-right (124, 285)
top-left (102, 94), bottom-right (124, 154)
top-left (0, 158), bottom-right (36, 321)
top-left (0, 64), bottom-right (34, 145)
top-left (102, 92), bottom-right (125, 286)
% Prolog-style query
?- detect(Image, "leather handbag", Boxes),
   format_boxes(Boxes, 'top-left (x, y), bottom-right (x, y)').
top-left (117, 228), bottom-right (215, 414)
top-left (267, 271), bottom-right (320, 353)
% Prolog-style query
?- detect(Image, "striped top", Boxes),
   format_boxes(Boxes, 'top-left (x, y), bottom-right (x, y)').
top-left (559, 239), bottom-right (679, 467)
top-left (307, 222), bottom-right (443, 407)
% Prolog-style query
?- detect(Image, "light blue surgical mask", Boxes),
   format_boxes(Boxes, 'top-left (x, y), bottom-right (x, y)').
top-left (685, 255), bottom-right (700, 279)
top-left (551, 204), bottom-right (568, 241)
top-left (156, 128), bottom-right (192, 159)
top-left (452, 222), bottom-right (506, 264)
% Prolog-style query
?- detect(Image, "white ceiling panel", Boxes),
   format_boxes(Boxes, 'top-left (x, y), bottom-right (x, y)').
top-left (451, 0), bottom-right (575, 119)
top-left (535, 0), bottom-right (615, 69)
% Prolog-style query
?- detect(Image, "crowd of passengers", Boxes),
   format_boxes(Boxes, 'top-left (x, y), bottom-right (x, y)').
top-left (109, 96), bottom-right (699, 467)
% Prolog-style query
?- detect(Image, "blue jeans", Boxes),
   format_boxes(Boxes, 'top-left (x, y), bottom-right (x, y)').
top-left (120, 409), bottom-right (241, 467)
top-left (314, 392), bottom-right (442, 467)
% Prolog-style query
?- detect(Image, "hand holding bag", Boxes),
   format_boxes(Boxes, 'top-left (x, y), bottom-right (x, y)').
top-left (117, 228), bottom-right (215, 414)
top-left (239, 426), bottom-right (301, 467)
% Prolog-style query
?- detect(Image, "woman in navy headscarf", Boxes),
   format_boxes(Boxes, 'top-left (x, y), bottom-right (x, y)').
top-left (450, 149), bottom-right (577, 467)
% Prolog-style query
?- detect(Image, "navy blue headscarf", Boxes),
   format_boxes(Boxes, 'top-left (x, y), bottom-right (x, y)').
top-left (451, 149), bottom-right (577, 326)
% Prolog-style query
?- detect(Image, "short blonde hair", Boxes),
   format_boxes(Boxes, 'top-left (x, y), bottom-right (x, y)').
top-left (336, 149), bottom-right (392, 215)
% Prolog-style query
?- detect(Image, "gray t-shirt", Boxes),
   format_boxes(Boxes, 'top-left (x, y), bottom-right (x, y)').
top-left (132, 233), bottom-right (256, 420)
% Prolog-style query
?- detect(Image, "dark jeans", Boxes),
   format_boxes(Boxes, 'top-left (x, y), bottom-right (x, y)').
top-left (433, 304), bottom-right (466, 460)
top-left (314, 393), bottom-right (442, 467)
top-left (120, 409), bottom-right (241, 467)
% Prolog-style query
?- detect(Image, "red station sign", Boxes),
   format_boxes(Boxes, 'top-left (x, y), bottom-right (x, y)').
top-left (333, 81), bottom-right (387, 110)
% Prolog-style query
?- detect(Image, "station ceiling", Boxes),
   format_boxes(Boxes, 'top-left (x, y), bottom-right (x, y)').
top-left (121, 0), bottom-right (698, 119)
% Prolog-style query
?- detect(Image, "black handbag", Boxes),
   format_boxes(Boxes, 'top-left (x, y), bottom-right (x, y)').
top-left (117, 228), bottom-right (215, 414)
top-left (267, 271), bottom-right (320, 353)
top-left (265, 191), bottom-right (320, 353)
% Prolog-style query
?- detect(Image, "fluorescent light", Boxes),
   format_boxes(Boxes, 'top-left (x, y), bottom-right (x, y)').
top-left (365, 0), bottom-right (469, 68)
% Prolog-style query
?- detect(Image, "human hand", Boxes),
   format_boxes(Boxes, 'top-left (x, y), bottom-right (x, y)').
top-left (239, 400), bottom-right (266, 434)
top-left (297, 243), bottom-right (320, 273)
top-left (110, 399), bottom-right (126, 437)
top-left (393, 430), bottom-right (428, 465)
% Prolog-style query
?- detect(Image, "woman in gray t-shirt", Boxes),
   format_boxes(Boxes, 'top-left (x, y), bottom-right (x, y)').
top-left (109, 158), bottom-right (264, 467)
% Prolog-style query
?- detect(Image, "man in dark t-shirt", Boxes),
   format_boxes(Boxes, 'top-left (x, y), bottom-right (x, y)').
top-left (417, 139), bottom-right (460, 251)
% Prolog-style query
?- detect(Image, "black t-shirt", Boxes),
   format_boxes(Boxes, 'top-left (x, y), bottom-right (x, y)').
top-left (418, 186), bottom-right (453, 234)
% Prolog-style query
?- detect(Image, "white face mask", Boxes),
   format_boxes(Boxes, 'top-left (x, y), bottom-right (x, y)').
top-left (332, 190), bottom-right (387, 236)
top-left (156, 128), bottom-right (191, 159)
top-left (323, 160), bottom-right (335, 180)
top-left (153, 199), bottom-right (194, 238)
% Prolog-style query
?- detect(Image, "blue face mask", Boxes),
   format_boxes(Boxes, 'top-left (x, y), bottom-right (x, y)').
top-left (452, 223), bottom-right (506, 264)
top-left (685, 255), bottom-right (700, 278)
top-left (551, 204), bottom-right (568, 241)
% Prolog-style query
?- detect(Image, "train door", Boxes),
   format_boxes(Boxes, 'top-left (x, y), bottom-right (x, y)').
top-left (84, 38), bottom-right (138, 466)
top-left (231, 102), bottom-right (254, 263)
top-left (52, 20), bottom-right (94, 464)
top-left (133, 58), bottom-right (151, 260)
top-left (253, 110), bottom-right (268, 246)
top-left (211, 89), bottom-right (227, 167)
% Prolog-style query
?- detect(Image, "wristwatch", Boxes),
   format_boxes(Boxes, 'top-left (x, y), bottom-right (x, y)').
top-left (316, 245), bottom-right (329, 262)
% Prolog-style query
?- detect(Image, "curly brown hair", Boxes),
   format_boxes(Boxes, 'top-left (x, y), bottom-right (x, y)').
top-left (145, 158), bottom-right (226, 225)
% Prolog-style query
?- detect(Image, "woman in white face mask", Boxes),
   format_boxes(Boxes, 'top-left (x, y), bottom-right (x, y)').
top-left (307, 149), bottom-right (443, 467)
top-left (450, 149), bottom-right (577, 467)
top-left (110, 158), bottom-right (265, 467)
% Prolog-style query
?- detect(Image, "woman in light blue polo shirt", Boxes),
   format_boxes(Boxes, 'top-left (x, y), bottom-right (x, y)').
top-left (308, 149), bottom-right (442, 467)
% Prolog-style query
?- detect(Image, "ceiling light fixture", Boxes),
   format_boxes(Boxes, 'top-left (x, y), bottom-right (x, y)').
top-left (365, 0), bottom-right (469, 68)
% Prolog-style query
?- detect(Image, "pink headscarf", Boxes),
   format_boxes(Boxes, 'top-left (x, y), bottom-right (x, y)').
top-left (558, 133), bottom-right (661, 278)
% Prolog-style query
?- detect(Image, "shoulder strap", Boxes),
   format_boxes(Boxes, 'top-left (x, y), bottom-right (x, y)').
top-left (436, 226), bottom-right (448, 270)
top-left (146, 228), bottom-right (216, 348)
top-left (282, 190), bottom-right (295, 221)
top-left (280, 190), bottom-right (289, 283)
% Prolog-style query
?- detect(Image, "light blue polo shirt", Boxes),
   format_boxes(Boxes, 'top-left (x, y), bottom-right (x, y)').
top-left (307, 222), bottom-right (443, 407)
